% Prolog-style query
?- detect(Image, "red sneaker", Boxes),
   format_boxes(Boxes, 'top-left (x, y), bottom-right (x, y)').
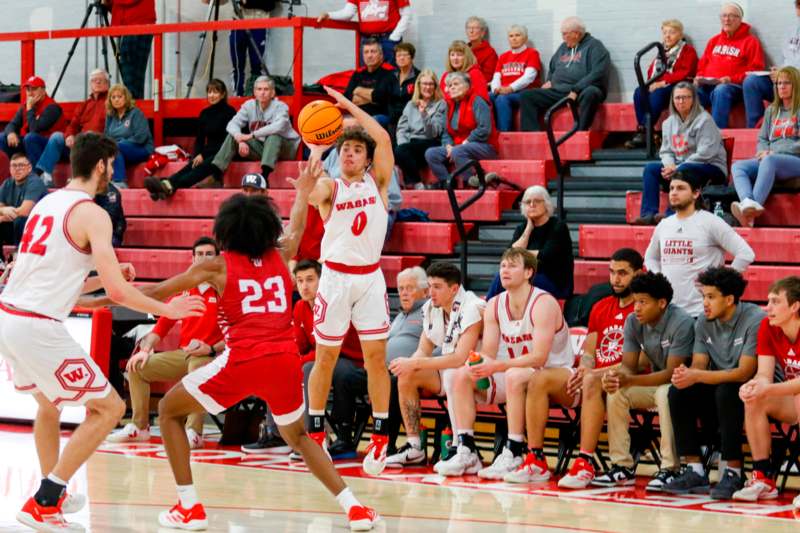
top-left (308, 431), bottom-right (331, 460)
top-left (158, 502), bottom-right (209, 530)
top-left (348, 505), bottom-right (379, 531)
top-left (16, 496), bottom-right (84, 532)
top-left (558, 457), bottom-right (595, 489)
top-left (362, 434), bottom-right (388, 475)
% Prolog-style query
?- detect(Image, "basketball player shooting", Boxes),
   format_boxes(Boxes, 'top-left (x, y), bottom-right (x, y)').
top-left (1, 132), bottom-right (206, 533)
top-left (304, 87), bottom-right (394, 476)
top-left (81, 155), bottom-right (380, 531)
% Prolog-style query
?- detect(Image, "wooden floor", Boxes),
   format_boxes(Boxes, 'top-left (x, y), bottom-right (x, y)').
top-left (1, 426), bottom-right (799, 532)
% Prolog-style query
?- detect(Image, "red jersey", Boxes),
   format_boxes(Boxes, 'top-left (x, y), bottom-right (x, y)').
top-left (496, 47), bottom-right (542, 89)
top-left (756, 317), bottom-right (800, 380)
top-left (587, 295), bottom-right (634, 368)
top-left (347, 0), bottom-right (409, 35)
top-left (217, 249), bottom-right (297, 362)
top-left (151, 284), bottom-right (223, 348)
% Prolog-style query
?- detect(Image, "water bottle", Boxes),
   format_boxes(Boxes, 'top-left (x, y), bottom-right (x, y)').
top-left (468, 351), bottom-right (491, 390)
top-left (714, 201), bottom-right (724, 218)
top-left (440, 427), bottom-right (453, 460)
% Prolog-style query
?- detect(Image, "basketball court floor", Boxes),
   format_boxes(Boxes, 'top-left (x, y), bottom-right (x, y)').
top-left (2, 425), bottom-right (799, 532)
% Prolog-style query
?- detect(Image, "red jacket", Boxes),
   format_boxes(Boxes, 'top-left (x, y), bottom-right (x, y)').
top-left (697, 22), bottom-right (764, 84)
top-left (293, 206), bottom-right (324, 262)
top-left (447, 89), bottom-right (498, 150)
top-left (440, 64), bottom-right (489, 105)
top-left (64, 91), bottom-right (107, 138)
top-left (293, 299), bottom-right (363, 365)
top-left (647, 42), bottom-right (698, 85)
top-left (470, 40), bottom-right (498, 83)
top-left (109, 0), bottom-right (156, 26)
top-left (151, 285), bottom-right (224, 348)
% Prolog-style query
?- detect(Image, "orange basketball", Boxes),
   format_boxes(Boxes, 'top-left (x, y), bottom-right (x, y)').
top-left (298, 100), bottom-right (343, 145)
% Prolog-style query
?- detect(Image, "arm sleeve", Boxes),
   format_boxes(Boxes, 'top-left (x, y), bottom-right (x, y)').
top-left (509, 68), bottom-right (538, 92)
top-left (226, 105), bottom-right (249, 136)
top-left (3, 107), bottom-right (23, 135)
top-left (685, 118), bottom-right (724, 164)
top-left (668, 316), bottom-right (695, 357)
top-left (756, 109), bottom-right (771, 152)
top-left (742, 313), bottom-right (763, 356)
top-left (27, 103), bottom-right (62, 134)
top-left (465, 99), bottom-right (491, 143)
top-left (536, 221), bottom-right (572, 268)
top-left (662, 45), bottom-right (698, 84)
top-left (731, 37), bottom-right (765, 85)
top-left (490, 72), bottom-right (501, 92)
top-left (150, 315), bottom-right (176, 339)
top-left (711, 216), bottom-right (755, 271)
top-left (64, 102), bottom-right (87, 138)
top-left (396, 104), bottom-right (411, 145)
top-left (756, 318), bottom-right (772, 356)
top-left (644, 224), bottom-right (663, 272)
top-left (343, 71), bottom-right (359, 101)
top-left (327, 2), bottom-right (357, 20)
top-left (389, 6), bottom-right (411, 42)
top-left (193, 109), bottom-right (206, 156)
top-left (622, 314), bottom-right (641, 353)
top-left (659, 127), bottom-right (677, 166)
top-left (425, 100), bottom-right (447, 139)
top-left (22, 178), bottom-right (46, 202)
top-left (572, 42), bottom-right (610, 93)
top-left (128, 109), bottom-right (152, 145)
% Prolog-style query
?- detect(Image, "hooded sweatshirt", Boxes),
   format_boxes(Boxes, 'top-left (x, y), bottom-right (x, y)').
top-left (782, 21), bottom-right (800, 68)
top-left (697, 22), bottom-right (764, 84)
top-left (757, 105), bottom-right (800, 155)
top-left (660, 108), bottom-right (728, 176)
top-left (548, 33), bottom-right (610, 95)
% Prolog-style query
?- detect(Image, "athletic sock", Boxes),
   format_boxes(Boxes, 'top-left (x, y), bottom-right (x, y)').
top-left (34, 477), bottom-right (66, 507)
top-left (406, 435), bottom-right (421, 450)
top-left (578, 448), bottom-right (594, 463)
top-left (529, 447), bottom-right (545, 462)
top-left (176, 484), bottom-right (198, 508)
top-left (308, 410), bottom-right (325, 434)
top-left (457, 432), bottom-right (476, 452)
top-left (335, 487), bottom-right (361, 513)
top-left (372, 412), bottom-right (389, 435)
top-left (753, 459), bottom-right (774, 478)
top-left (505, 436), bottom-right (526, 457)
top-left (728, 466), bottom-right (742, 476)
top-left (688, 462), bottom-right (705, 476)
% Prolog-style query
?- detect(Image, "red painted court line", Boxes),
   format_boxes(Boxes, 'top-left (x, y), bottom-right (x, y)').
top-left (86, 500), bottom-right (614, 531)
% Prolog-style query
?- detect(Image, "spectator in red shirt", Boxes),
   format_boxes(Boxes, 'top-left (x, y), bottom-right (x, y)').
top-left (490, 24), bottom-right (543, 132)
top-left (294, 259), bottom-right (366, 459)
top-left (466, 16), bottom-right (498, 83)
top-left (441, 40), bottom-right (490, 104)
top-left (35, 69), bottom-right (110, 186)
top-left (626, 20), bottom-right (698, 149)
top-left (102, 0), bottom-right (156, 99)
top-left (317, 0), bottom-right (411, 65)
top-left (105, 237), bottom-right (224, 449)
top-left (694, 3), bottom-right (765, 128)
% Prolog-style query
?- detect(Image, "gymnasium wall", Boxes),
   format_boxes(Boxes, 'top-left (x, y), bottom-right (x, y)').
top-left (0, 1), bottom-right (793, 103)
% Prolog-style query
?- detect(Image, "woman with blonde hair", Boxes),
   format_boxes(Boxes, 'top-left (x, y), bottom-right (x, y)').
top-left (105, 83), bottom-right (153, 186)
top-left (395, 69), bottom-right (447, 188)
top-left (441, 40), bottom-right (490, 103)
top-left (732, 66), bottom-right (800, 227)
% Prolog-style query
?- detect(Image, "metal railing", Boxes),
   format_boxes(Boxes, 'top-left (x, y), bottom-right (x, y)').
top-left (544, 96), bottom-right (579, 221)
top-left (633, 41), bottom-right (668, 158)
top-left (446, 161), bottom-right (486, 289)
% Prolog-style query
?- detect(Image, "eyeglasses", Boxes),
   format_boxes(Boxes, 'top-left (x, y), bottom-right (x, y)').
top-left (10, 162), bottom-right (30, 168)
top-left (522, 198), bottom-right (545, 206)
top-left (673, 95), bottom-right (693, 101)
top-left (420, 82), bottom-right (436, 87)
top-left (720, 13), bottom-right (741, 19)
top-left (776, 81), bottom-right (793, 86)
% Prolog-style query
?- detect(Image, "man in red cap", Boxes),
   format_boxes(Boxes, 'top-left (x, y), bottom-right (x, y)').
top-left (0, 76), bottom-right (64, 177)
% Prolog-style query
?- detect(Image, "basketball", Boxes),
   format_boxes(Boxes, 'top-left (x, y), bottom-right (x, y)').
top-left (298, 100), bottom-right (343, 146)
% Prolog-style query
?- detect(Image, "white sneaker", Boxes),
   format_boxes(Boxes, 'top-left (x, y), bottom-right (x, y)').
top-left (503, 452), bottom-right (551, 483)
top-left (477, 447), bottom-right (523, 480)
top-left (186, 429), bottom-right (203, 450)
top-left (433, 445), bottom-right (482, 476)
top-left (385, 443), bottom-right (426, 467)
top-left (732, 471), bottom-right (779, 501)
top-left (62, 493), bottom-right (87, 514)
top-left (793, 493), bottom-right (800, 509)
top-left (106, 423), bottom-right (150, 443)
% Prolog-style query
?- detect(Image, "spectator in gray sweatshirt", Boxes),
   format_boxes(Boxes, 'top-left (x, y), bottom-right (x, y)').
top-left (519, 16), bottom-right (609, 131)
top-left (635, 82), bottom-right (727, 225)
top-left (211, 75), bottom-right (300, 188)
top-left (105, 83), bottom-right (153, 187)
top-left (425, 71), bottom-right (497, 189)
top-left (732, 66), bottom-right (800, 228)
top-left (743, 2), bottom-right (800, 127)
top-left (394, 69), bottom-right (447, 189)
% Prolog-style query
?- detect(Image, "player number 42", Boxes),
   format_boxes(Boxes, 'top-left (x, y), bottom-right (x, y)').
top-left (239, 276), bottom-right (287, 314)
top-left (19, 214), bottom-right (54, 256)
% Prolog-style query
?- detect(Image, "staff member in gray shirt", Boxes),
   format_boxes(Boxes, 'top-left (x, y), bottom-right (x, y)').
top-left (592, 272), bottom-right (694, 491)
top-left (664, 267), bottom-right (763, 499)
top-left (387, 267), bottom-right (428, 363)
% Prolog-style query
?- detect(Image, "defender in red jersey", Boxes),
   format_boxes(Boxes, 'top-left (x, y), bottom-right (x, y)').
top-left (305, 87), bottom-right (394, 476)
top-left (736, 276), bottom-right (800, 507)
top-left (559, 248), bottom-right (643, 490)
top-left (85, 157), bottom-right (379, 531)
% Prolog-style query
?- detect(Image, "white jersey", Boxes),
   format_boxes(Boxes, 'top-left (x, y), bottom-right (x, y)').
top-left (494, 287), bottom-right (574, 367)
top-left (320, 173), bottom-right (388, 266)
top-left (1, 189), bottom-right (95, 321)
top-left (423, 287), bottom-right (485, 355)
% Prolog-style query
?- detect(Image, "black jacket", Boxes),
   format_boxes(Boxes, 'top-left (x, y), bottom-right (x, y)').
top-left (95, 183), bottom-right (126, 247)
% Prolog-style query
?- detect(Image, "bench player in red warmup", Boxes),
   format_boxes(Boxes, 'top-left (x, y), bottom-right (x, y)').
top-left (305, 87), bottom-right (394, 475)
top-left (2, 132), bottom-right (205, 533)
top-left (97, 156), bottom-right (379, 531)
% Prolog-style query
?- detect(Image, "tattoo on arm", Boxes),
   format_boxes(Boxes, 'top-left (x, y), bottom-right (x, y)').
top-left (403, 398), bottom-right (421, 435)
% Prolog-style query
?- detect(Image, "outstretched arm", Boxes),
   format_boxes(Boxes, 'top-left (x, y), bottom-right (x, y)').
top-left (282, 155), bottom-right (323, 264)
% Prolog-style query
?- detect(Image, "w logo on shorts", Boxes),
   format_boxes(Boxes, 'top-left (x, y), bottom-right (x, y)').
top-left (55, 359), bottom-right (98, 391)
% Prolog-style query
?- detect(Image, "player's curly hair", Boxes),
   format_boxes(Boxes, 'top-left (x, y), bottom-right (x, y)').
top-left (697, 266), bottom-right (747, 304)
top-left (336, 126), bottom-right (376, 161)
top-left (214, 194), bottom-right (283, 258)
top-left (630, 271), bottom-right (673, 303)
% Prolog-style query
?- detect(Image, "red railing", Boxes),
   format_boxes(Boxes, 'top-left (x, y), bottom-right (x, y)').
top-left (0, 17), bottom-right (361, 145)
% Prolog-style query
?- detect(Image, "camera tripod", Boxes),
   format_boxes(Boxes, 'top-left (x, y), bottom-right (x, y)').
top-left (53, 1), bottom-right (120, 98)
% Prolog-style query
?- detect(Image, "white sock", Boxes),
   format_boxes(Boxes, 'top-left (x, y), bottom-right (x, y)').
top-left (728, 466), bottom-right (742, 475)
top-left (407, 436), bottom-right (421, 449)
top-left (335, 487), bottom-right (361, 513)
top-left (507, 434), bottom-right (524, 442)
top-left (47, 473), bottom-right (67, 487)
top-left (308, 409), bottom-right (325, 417)
top-left (688, 463), bottom-right (704, 476)
top-left (372, 412), bottom-right (389, 419)
top-left (177, 484), bottom-right (198, 508)
top-left (456, 429), bottom-right (474, 437)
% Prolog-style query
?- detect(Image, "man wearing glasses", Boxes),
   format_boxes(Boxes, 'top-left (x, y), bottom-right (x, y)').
top-left (0, 153), bottom-right (47, 247)
top-left (694, 2), bottom-right (765, 128)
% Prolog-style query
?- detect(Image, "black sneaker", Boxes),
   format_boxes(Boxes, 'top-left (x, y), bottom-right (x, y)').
top-left (329, 438), bottom-right (358, 460)
top-left (241, 426), bottom-right (291, 454)
top-left (591, 465), bottom-right (636, 487)
top-left (662, 467), bottom-right (710, 494)
top-left (646, 468), bottom-right (679, 491)
top-left (710, 468), bottom-right (745, 500)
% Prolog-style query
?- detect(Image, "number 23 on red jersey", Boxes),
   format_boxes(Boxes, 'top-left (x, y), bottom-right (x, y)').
top-left (239, 276), bottom-right (287, 314)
